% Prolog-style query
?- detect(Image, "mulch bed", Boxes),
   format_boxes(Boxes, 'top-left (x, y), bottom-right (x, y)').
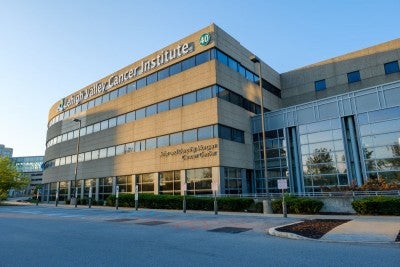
top-left (276, 219), bottom-right (351, 239)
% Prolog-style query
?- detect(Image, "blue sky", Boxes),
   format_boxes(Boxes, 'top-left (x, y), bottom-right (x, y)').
top-left (1, 0), bottom-right (399, 156)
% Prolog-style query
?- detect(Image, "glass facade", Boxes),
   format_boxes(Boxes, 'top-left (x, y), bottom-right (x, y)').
top-left (252, 81), bottom-right (400, 193)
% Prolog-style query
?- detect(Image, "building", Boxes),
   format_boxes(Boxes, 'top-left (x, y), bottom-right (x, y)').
top-left (0, 144), bottom-right (13, 158)
top-left (42, 24), bottom-right (400, 201)
top-left (11, 156), bottom-right (44, 196)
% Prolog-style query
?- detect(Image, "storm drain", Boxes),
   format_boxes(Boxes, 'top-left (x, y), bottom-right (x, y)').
top-left (135, 220), bottom-right (170, 226)
top-left (106, 218), bottom-right (137, 222)
top-left (208, 227), bottom-right (252, 234)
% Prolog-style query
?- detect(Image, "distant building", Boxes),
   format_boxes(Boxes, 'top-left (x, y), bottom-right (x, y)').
top-left (0, 144), bottom-right (13, 158)
top-left (42, 24), bottom-right (400, 201)
top-left (8, 156), bottom-right (44, 197)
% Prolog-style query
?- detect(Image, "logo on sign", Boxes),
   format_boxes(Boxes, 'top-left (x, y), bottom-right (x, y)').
top-left (199, 33), bottom-right (211, 46)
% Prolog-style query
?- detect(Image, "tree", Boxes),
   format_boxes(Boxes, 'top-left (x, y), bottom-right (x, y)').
top-left (0, 156), bottom-right (29, 200)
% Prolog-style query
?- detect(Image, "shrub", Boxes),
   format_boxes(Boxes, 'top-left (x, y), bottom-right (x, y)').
top-left (105, 193), bottom-right (254, 212)
top-left (272, 196), bottom-right (323, 214)
top-left (352, 196), bottom-right (400, 215)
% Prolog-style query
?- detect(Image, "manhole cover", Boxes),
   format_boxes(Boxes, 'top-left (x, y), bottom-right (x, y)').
top-left (208, 227), bottom-right (252, 234)
top-left (106, 218), bottom-right (137, 222)
top-left (136, 220), bottom-right (169, 226)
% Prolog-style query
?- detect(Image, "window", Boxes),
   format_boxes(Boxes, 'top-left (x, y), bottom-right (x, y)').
top-left (181, 57), bottom-right (195, 71)
top-left (384, 61), bottom-right (400, 75)
top-left (347, 71), bottom-right (361, 83)
top-left (136, 108), bottom-right (145, 119)
top-left (117, 114), bottom-right (126, 125)
top-left (157, 135), bottom-right (169, 147)
top-left (145, 104), bottom-right (157, 116)
top-left (198, 126), bottom-right (213, 140)
top-left (170, 63), bottom-right (181, 76)
top-left (146, 72), bottom-right (157, 85)
top-left (157, 100), bottom-right (169, 113)
top-left (183, 92), bottom-right (196, 105)
top-left (126, 111), bottom-right (135, 122)
top-left (170, 96), bottom-right (182, 109)
top-left (315, 79), bottom-right (326, 91)
top-left (195, 50), bottom-right (210, 65)
top-left (109, 90), bottom-right (118, 100)
top-left (136, 77), bottom-right (146, 89)
top-left (183, 129), bottom-right (197, 143)
top-left (146, 138), bottom-right (156, 149)
top-left (158, 68), bottom-right (170, 80)
top-left (170, 132), bottom-right (182, 145)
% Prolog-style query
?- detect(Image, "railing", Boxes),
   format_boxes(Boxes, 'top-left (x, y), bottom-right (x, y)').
top-left (214, 190), bottom-right (400, 198)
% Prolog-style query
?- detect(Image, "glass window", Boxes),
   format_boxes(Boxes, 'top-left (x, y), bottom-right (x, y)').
top-left (116, 144), bottom-right (125, 155)
top-left (69, 108), bottom-right (76, 116)
top-left (196, 87), bottom-right (212, 102)
top-left (67, 132), bottom-right (73, 140)
top-left (232, 128), bottom-right (244, 143)
top-left (228, 57), bottom-right (238, 71)
top-left (170, 132), bottom-right (182, 145)
top-left (118, 86), bottom-right (127, 97)
top-left (198, 126), bottom-right (213, 140)
top-left (183, 92), bottom-right (196, 105)
top-left (80, 127), bottom-right (86, 136)
top-left (146, 138), bottom-right (156, 149)
top-left (99, 148), bottom-right (107, 158)
top-left (100, 120), bottom-right (108, 130)
top-left (136, 77), bottom-right (146, 89)
top-left (157, 135), bottom-right (169, 147)
top-left (73, 129), bottom-right (79, 138)
top-left (136, 108), bottom-right (145, 119)
top-left (170, 96), bottom-right (182, 109)
top-left (135, 140), bottom-right (145, 152)
top-left (216, 50), bottom-right (228, 65)
top-left (146, 72), bottom-right (157, 85)
top-left (384, 61), bottom-right (400, 75)
top-left (84, 151), bottom-right (92, 161)
top-left (158, 68), bottom-right (170, 80)
top-left (65, 156), bottom-right (71, 165)
top-left (107, 147), bottom-right (115, 157)
top-left (245, 69), bottom-right (254, 82)
top-left (81, 103), bottom-right (88, 112)
top-left (238, 64), bottom-right (246, 77)
top-left (347, 71), bottom-right (361, 83)
top-left (157, 100), bottom-right (169, 113)
top-left (169, 63), bottom-right (181, 76)
top-left (109, 90), bottom-right (118, 100)
top-left (146, 104), bottom-right (157, 116)
top-left (127, 82), bottom-right (136, 93)
top-left (86, 125), bottom-right (93, 134)
top-left (125, 142), bottom-right (134, 153)
top-left (315, 79), bottom-right (326, 91)
top-left (181, 57), bottom-right (195, 71)
top-left (126, 111), bottom-right (135, 122)
top-left (219, 125), bottom-right (232, 140)
top-left (75, 105), bottom-right (82, 114)
top-left (88, 100), bottom-right (95, 109)
top-left (102, 93), bottom-right (110, 103)
top-left (183, 129), bottom-right (197, 143)
top-left (95, 97), bottom-right (102, 106)
top-left (92, 150), bottom-right (99, 160)
top-left (109, 117), bottom-right (117, 128)
top-left (93, 123), bottom-right (100, 132)
top-left (117, 114), bottom-right (126, 125)
top-left (195, 50), bottom-right (210, 65)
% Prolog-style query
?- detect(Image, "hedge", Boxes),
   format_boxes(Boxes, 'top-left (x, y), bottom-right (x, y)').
top-left (271, 196), bottom-right (323, 214)
top-left (106, 193), bottom-right (254, 212)
top-left (352, 196), bottom-right (400, 215)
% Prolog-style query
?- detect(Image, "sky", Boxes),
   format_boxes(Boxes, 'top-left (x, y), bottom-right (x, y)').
top-left (1, 0), bottom-right (399, 157)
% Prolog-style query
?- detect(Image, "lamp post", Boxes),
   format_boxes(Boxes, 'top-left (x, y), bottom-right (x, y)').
top-left (250, 55), bottom-right (272, 214)
top-left (73, 118), bottom-right (82, 208)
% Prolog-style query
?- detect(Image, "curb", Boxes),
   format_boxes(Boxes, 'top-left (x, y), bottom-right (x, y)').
top-left (268, 222), bottom-right (399, 244)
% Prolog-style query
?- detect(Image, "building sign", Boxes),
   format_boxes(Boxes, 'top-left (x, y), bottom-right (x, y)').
top-left (199, 33), bottom-right (211, 46)
top-left (58, 42), bottom-right (195, 112)
top-left (160, 144), bottom-right (218, 161)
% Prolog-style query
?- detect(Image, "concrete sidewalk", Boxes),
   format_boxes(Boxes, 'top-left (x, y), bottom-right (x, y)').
top-left (269, 215), bottom-right (400, 243)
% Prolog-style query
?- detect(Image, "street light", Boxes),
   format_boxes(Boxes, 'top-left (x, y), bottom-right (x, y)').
top-left (73, 118), bottom-right (82, 208)
top-left (250, 55), bottom-right (272, 214)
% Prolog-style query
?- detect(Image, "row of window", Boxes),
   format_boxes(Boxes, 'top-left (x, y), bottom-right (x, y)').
top-left (46, 84), bottom-right (259, 148)
top-left (43, 124), bottom-right (244, 170)
top-left (315, 60), bottom-right (400, 91)
top-left (49, 48), bottom-right (280, 128)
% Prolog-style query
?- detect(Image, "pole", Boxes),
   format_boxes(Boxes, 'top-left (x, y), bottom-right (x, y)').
top-left (213, 190), bottom-right (218, 215)
top-left (135, 185), bottom-right (139, 211)
top-left (250, 55), bottom-right (272, 214)
top-left (282, 189), bottom-right (287, 218)
top-left (88, 186), bottom-right (92, 208)
top-left (116, 185), bottom-right (119, 210)
top-left (73, 118), bottom-right (82, 208)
